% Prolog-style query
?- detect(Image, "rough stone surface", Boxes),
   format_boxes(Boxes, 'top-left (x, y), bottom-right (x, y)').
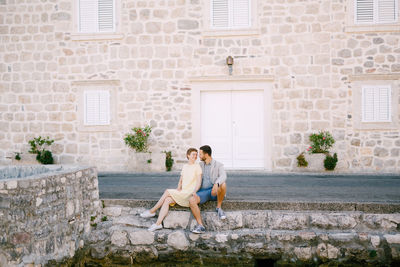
top-left (0, 166), bottom-right (100, 266)
top-left (0, 0), bottom-right (399, 174)
top-left (128, 230), bottom-right (155, 245)
top-left (167, 230), bottom-right (189, 250)
top-left (163, 211), bottom-right (190, 229)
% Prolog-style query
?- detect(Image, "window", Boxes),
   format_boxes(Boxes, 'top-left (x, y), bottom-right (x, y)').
top-left (78, 0), bottom-right (115, 33)
top-left (355, 0), bottom-right (398, 24)
top-left (84, 90), bottom-right (110, 125)
top-left (362, 85), bottom-right (391, 122)
top-left (211, 0), bottom-right (250, 29)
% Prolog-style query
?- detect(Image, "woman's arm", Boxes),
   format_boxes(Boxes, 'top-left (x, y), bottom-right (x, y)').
top-left (192, 173), bottom-right (202, 194)
top-left (176, 175), bottom-right (183, 191)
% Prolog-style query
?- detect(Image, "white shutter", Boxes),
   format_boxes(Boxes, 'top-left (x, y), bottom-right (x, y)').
top-left (355, 0), bottom-right (374, 23)
top-left (355, 0), bottom-right (397, 24)
top-left (79, 0), bottom-right (98, 33)
top-left (377, 0), bottom-right (397, 23)
top-left (377, 86), bottom-right (391, 121)
top-left (362, 87), bottom-right (375, 121)
top-left (362, 85), bottom-right (391, 122)
top-left (79, 0), bottom-right (115, 33)
top-left (212, 0), bottom-right (229, 28)
top-left (84, 90), bottom-right (110, 125)
top-left (211, 0), bottom-right (250, 29)
top-left (233, 0), bottom-right (250, 28)
top-left (98, 0), bottom-right (114, 32)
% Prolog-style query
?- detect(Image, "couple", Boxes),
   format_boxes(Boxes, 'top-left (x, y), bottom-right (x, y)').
top-left (140, 145), bottom-right (227, 234)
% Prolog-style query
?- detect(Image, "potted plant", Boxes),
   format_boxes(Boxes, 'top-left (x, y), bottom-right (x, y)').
top-left (163, 151), bottom-right (174, 171)
top-left (28, 136), bottom-right (55, 164)
top-left (124, 125), bottom-right (165, 172)
top-left (297, 131), bottom-right (337, 171)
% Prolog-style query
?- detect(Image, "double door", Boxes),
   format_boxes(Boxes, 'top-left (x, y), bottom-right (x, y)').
top-left (200, 90), bottom-right (264, 169)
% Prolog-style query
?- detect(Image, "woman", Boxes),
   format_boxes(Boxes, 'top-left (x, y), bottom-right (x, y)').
top-left (140, 148), bottom-right (202, 231)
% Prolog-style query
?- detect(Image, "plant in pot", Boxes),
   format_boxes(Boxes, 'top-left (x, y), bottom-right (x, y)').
top-left (303, 131), bottom-right (336, 171)
top-left (124, 125), bottom-right (152, 153)
top-left (324, 153), bottom-right (338, 171)
top-left (124, 125), bottom-right (165, 172)
top-left (163, 151), bottom-right (174, 171)
top-left (28, 136), bottom-right (55, 164)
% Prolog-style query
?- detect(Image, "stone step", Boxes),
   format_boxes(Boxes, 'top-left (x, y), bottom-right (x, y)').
top-left (102, 206), bottom-right (400, 233)
top-left (102, 198), bottom-right (400, 213)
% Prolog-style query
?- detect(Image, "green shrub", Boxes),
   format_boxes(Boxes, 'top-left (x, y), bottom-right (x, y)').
top-left (28, 136), bottom-right (54, 165)
top-left (14, 152), bottom-right (21, 161)
top-left (124, 125), bottom-right (152, 152)
top-left (308, 131), bottom-right (335, 154)
top-left (296, 153), bottom-right (308, 167)
top-left (324, 153), bottom-right (338, 171)
top-left (163, 151), bottom-right (174, 171)
top-left (36, 150), bottom-right (53, 165)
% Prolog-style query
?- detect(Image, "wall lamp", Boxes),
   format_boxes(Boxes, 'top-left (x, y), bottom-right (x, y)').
top-left (226, 56), bottom-right (234, 75)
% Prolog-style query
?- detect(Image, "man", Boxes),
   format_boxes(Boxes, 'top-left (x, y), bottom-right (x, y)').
top-left (189, 145), bottom-right (227, 234)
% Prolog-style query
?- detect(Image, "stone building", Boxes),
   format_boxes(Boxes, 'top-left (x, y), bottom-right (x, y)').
top-left (0, 0), bottom-right (399, 172)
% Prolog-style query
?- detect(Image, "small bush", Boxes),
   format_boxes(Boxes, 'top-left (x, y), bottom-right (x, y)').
top-left (163, 151), bottom-right (174, 171)
top-left (124, 125), bottom-right (152, 152)
top-left (296, 153), bottom-right (308, 167)
top-left (324, 153), bottom-right (338, 171)
top-left (308, 131), bottom-right (335, 154)
top-left (28, 136), bottom-right (54, 165)
top-left (101, 216), bottom-right (107, 222)
top-left (15, 152), bottom-right (21, 161)
top-left (36, 150), bottom-right (53, 165)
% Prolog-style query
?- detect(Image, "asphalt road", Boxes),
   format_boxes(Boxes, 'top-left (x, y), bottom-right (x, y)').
top-left (98, 172), bottom-right (400, 204)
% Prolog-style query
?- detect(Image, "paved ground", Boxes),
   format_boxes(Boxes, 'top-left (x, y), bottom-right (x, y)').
top-left (98, 172), bottom-right (400, 204)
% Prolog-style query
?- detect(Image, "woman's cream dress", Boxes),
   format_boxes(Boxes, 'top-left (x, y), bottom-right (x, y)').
top-left (167, 163), bottom-right (202, 207)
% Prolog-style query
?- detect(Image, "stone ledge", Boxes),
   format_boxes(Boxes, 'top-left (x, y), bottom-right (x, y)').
top-left (102, 199), bottom-right (400, 214)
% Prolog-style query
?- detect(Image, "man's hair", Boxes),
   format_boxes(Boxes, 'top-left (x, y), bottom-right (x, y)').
top-left (186, 147), bottom-right (198, 159)
top-left (199, 145), bottom-right (212, 156)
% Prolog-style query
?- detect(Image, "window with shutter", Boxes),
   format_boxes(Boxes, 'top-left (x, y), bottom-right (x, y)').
top-left (211, 0), bottom-right (251, 29)
top-left (79, 0), bottom-right (115, 33)
top-left (84, 90), bottom-right (110, 125)
top-left (362, 85), bottom-right (391, 122)
top-left (355, 0), bottom-right (398, 24)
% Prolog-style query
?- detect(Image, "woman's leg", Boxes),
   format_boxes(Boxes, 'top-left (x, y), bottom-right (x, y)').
top-left (155, 196), bottom-right (175, 225)
top-left (149, 190), bottom-right (171, 213)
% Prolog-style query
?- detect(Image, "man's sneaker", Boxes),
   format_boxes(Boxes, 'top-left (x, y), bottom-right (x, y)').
top-left (191, 224), bottom-right (206, 234)
top-left (216, 208), bottom-right (226, 220)
top-left (140, 210), bottom-right (156, 218)
top-left (148, 223), bottom-right (163, 232)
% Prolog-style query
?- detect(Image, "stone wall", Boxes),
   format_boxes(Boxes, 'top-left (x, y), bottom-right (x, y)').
top-left (67, 200), bottom-right (400, 266)
top-left (0, 165), bottom-right (101, 266)
top-left (0, 0), bottom-right (399, 172)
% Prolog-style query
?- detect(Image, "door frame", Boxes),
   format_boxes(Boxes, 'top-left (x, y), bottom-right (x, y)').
top-left (190, 75), bottom-right (274, 171)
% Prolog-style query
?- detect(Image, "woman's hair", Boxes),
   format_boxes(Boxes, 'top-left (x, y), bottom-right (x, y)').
top-left (186, 147), bottom-right (198, 159)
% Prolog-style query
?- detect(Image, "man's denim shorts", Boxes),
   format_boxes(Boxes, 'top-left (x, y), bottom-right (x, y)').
top-left (197, 187), bottom-right (217, 204)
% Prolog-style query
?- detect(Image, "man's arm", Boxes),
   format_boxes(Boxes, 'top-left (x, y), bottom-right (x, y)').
top-left (215, 162), bottom-right (227, 185)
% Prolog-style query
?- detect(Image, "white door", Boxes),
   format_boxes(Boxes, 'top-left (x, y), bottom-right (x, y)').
top-left (201, 90), bottom-right (264, 169)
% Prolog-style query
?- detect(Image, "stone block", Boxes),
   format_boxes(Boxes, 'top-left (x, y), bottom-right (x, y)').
top-left (310, 213), bottom-right (358, 229)
top-left (111, 230), bottom-right (128, 247)
top-left (167, 231), bottom-right (189, 250)
top-left (128, 230), bottom-right (154, 245)
top-left (203, 211), bottom-right (243, 231)
top-left (384, 234), bottom-right (400, 244)
top-left (364, 214), bottom-right (400, 231)
top-left (242, 211), bottom-right (268, 228)
top-left (177, 20), bottom-right (198, 30)
top-left (268, 212), bottom-right (308, 230)
top-left (294, 247), bottom-right (312, 260)
top-left (163, 211), bottom-right (190, 229)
